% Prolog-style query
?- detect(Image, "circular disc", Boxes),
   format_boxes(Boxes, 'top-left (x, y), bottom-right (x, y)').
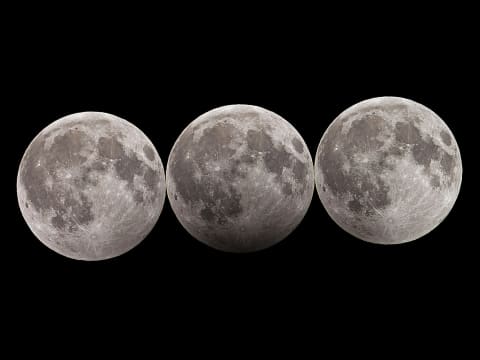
top-left (166, 104), bottom-right (314, 253)
top-left (17, 112), bottom-right (166, 260)
top-left (315, 97), bottom-right (462, 244)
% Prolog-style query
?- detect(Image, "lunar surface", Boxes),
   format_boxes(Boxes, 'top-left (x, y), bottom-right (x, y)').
top-left (166, 105), bottom-right (314, 253)
top-left (17, 112), bottom-right (165, 260)
top-left (315, 97), bottom-right (462, 244)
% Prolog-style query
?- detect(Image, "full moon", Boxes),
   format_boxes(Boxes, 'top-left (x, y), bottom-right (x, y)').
top-left (315, 97), bottom-right (462, 244)
top-left (166, 104), bottom-right (314, 253)
top-left (17, 112), bottom-right (166, 260)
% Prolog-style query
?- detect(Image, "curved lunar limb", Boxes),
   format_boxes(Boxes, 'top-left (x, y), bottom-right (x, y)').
top-left (315, 97), bottom-right (462, 244)
top-left (17, 112), bottom-right (166, 260)
top-left (167, 104), bottom-right (314, 253)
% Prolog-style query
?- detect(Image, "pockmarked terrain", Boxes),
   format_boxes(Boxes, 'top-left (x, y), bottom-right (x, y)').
top-left (17, 112), bottom-right (165, 260)
top-left (315, 97), bottom-right (462, 244)
top-left (167, 104), bottom-right (314, 252)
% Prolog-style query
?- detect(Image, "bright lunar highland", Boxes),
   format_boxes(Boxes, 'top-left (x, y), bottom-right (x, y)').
top-left (315, 97), bottom-right (462, 244)
top-left (17, 112), bottom-right (165, 260)
top-left (167, 104), bottom-right (314, 253)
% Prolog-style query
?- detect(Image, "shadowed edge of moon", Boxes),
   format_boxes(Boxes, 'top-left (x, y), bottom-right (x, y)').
top-left (167, 105), bottom-right (314, 252)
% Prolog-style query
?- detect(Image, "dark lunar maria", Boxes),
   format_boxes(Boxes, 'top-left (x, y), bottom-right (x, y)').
top-left (315, 97), bottom-right (462, 244)
top-left (17, 112), bottom-right (166, 260)
top-left (166, 104), bottom-right (314, 252)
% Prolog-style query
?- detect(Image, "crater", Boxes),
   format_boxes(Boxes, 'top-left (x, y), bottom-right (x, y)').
top-left (143, 144), bottom-right (155, 161)
top-left (440, 130), bottom-right (452, 146)
top-left (291, 137), bottom-right (304, 153)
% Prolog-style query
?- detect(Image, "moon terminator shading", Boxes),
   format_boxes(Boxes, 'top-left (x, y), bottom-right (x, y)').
top-left (166, 104), bottom-right (314, 253)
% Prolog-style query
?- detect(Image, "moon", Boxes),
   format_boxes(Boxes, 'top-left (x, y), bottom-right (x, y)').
top-left (315, 97), bottom-right (462, 244)
top-left (17, 112), bottom-right (166, 260)
top-left (166, 104), bottom-right (314, 253)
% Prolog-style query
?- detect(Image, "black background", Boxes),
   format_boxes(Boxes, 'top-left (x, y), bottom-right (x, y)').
top-left (4, 3), bottom-right (478, 349)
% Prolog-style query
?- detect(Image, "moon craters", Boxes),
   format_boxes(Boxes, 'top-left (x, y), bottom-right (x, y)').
top-left (315, 97), bottom-right (462, 244)
top-left (167, 104), bottom-right (314, 253)
top-left (17, 112), bottom-right (165, 260)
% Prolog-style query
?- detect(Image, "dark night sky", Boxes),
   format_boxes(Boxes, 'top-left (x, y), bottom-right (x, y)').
top-left (3, 4), bottom-right (477, 348)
